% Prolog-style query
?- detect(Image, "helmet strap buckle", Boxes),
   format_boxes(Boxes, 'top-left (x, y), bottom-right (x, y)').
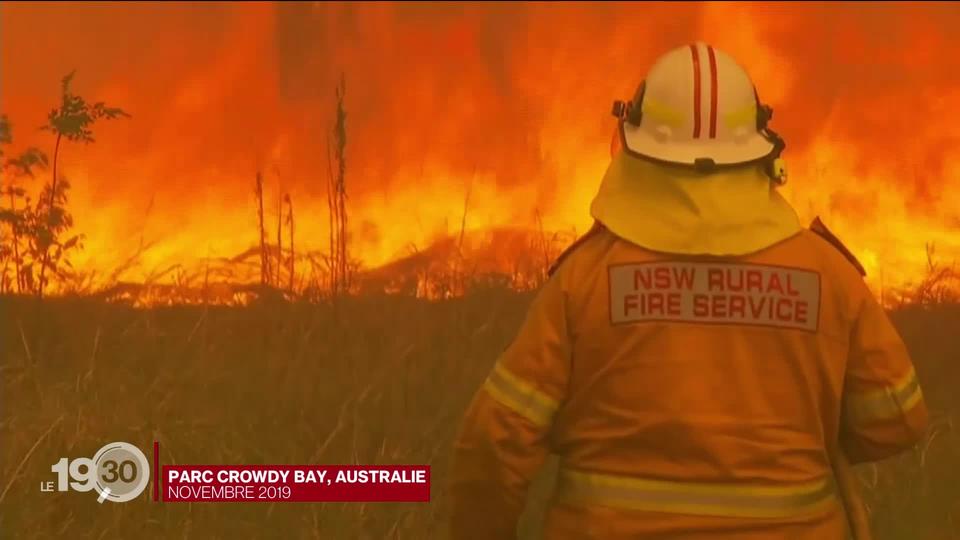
top-left (693, 158), bottom-right (717, 174)
top-left (611, 100), bottom-right (631, 122)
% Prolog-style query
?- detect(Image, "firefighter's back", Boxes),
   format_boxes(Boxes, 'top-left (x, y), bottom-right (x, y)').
top-left (541, 226), bottom-right (926, 539)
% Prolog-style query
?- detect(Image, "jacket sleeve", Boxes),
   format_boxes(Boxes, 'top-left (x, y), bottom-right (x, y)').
top-left (840, 286), bottom-right (929, 464)
top-left (449, 269), bottom-right (572, 540)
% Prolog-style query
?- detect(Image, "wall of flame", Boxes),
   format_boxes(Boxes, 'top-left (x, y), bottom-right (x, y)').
top-left (1, 2), bottom-right (958, 293)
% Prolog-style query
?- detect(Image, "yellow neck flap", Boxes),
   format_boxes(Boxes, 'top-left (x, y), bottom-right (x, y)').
top-left (590, 152), bottom-right (801, 256)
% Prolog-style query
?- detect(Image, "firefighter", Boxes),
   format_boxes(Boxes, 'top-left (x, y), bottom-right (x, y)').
top-left (449, 42), bottom-right (929, 539)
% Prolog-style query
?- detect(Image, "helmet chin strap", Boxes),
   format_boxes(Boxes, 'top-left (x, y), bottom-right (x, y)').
top-left (761, 125), bottom-right (787, 185)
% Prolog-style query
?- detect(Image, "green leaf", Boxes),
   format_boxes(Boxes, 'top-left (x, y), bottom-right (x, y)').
top-left (43, 71), bottom-right (129, 141)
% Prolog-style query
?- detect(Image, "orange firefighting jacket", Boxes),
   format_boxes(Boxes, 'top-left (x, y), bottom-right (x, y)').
top-left (449, 222), bottom-right (928, 540)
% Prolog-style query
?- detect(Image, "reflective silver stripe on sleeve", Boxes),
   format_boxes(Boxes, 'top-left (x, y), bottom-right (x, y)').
top-left (482, 362), bottom-right (559, 427)
top-left (845, 367), bottom-right (924, 425)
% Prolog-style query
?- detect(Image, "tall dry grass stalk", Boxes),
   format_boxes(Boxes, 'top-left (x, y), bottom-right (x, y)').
top-left (326, 74), bottom-right (350, 300)
top-left (254, 171), bottom-right (270, 286)
top-left (285, 193), bottom-right (295, 293)
top-left (276, 171), bottom-right (283, 289)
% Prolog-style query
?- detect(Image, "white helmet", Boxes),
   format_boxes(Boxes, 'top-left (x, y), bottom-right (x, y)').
top-left (612, 42), bottom-right (786, 181)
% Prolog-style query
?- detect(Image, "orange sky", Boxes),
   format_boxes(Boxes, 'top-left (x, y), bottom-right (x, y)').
top-left (1, 2), bottom-right (958, 292)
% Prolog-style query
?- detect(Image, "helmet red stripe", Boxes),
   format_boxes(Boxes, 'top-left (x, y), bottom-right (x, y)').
top-left (689, 44), bottom-right (702, 139)
top-left (707, 45), bottom-right (718, 138)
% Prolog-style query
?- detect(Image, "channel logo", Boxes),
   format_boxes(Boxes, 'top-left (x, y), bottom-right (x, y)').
top-left (42, 442), bottom-right (151, 503)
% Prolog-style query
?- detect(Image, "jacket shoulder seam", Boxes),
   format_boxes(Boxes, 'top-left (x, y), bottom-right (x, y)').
top-left (809, 217), bottom-right (866, 277)
top-left (547, 221), bottom-right (606, 278)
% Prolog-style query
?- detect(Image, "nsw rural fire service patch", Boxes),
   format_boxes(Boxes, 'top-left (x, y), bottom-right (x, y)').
top-left (608, 262), bottom-right (821, 331)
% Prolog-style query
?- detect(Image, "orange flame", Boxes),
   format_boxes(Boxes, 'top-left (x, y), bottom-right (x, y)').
top-left (1, 2), bottom-right (958, 301)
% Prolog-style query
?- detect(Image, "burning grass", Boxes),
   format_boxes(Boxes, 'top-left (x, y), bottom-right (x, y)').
top-left (0, 292), bottom-right (957, 539)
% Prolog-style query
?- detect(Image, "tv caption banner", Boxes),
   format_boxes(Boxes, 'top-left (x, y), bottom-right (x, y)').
top-left (163, 465), bottom-right (431, 502)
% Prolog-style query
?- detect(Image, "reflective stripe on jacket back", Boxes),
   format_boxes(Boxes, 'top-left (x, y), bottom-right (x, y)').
top-left (556, 467), bottom-right (839, 520)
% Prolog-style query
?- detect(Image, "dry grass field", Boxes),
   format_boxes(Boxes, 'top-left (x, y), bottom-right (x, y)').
top-left (0, 291), bottom-right (957, 539)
